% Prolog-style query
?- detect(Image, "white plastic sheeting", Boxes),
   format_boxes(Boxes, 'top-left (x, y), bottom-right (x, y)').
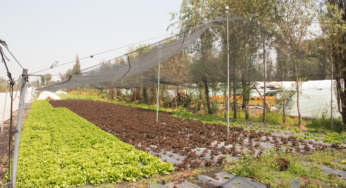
top-left (255, 80), bottom-right (340, 118)
top-left (55, 91), bottom-right (68, 94)
top-left (0, 87), bottom-right (36, 127)
top-left (37, 91), bottom-right (61, 100)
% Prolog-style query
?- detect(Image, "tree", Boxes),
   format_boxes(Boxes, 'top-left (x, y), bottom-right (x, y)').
top-left (274, 0), bottom-right (317, 128)
top-left (320, 0), bottom-right (346, 129)
top-left (73, 55), bottom-right (81, 74)
top-left (59, 73), bottom-right (67, 81)
top-left (45, 73), bottom-right (52, 85)
top-left (190, 51), bottom-right (223, 114)
top-left (275, 87), bottom-right (296, 124)
top-left (40, 75), bottom-right (46, 85)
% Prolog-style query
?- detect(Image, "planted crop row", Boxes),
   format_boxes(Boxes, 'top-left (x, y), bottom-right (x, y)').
top-left (50, 100), bottom-right (343, 172)
top-left (15, 101), bottom-right (173, 187)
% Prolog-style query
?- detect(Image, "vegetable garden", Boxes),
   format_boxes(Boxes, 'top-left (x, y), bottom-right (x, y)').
top-left (3, 99), bottom-right (346, 187)
top-left (13, 101), bottom-right (173, 187)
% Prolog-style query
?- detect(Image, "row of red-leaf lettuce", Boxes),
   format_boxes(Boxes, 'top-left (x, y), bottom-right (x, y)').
top-left (16, 100), bottom-right (173, 187)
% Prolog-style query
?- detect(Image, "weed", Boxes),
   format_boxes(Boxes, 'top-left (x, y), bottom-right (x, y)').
top-left (1, 155), bottom-right (8, 164)
top-left (306, 150), bottom-right (346, 170)
top-left (224, 150), bottom-right (346, 188)
top-left (307, 115), bottom-right (343, 133)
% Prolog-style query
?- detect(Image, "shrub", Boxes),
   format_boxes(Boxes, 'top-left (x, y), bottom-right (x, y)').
top-left (307, 115), bottom-right (343, 133)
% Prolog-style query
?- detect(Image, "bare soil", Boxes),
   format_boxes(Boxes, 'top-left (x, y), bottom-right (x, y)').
top-left (0, 109), bottom-right (30, 186)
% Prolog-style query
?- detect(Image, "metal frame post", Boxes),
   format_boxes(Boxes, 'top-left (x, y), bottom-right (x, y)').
top-left (262, 32), bottom-right (266, 123)
top-left (331, 55), bottom-right (334, 129)
top-left (226, 6), bottom-right (230, 138)
top-left (156, 43), bottom-right (162, 121)
top-left (1, 85), bottom-right (8, 132)
top-left (12, 69), bottom-right (28, 187)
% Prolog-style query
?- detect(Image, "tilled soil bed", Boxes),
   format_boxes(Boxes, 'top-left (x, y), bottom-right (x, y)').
top-left (50, 100), bottom-right (342, 170)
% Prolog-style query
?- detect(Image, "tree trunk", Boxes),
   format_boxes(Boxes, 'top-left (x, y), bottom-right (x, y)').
top-left (283, 99), bottom-right (286, 124)
top-left (233, 59), bottom-right (237, 119)
top-left (134, 89), bottom-right (136, 103)
top-left (242, 71), bottom-right (249, 120)
top-left (241, 73), bottom-right (246, 111)
top-left (197, 86), bottom-right (202, 112)
top-left (203, 78), bottom-right (212, 114)
top-left (295, 62), bottom-right (302, 127)
top-left (175, 87), bottom-right (179, 110)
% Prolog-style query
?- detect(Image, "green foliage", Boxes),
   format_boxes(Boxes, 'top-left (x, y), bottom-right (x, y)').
top-left (323, 132), bottom-right (345, 144)
top-left (15, 101), bottom-right (173, 187)
top-left (258, 111), bottom-right (303, 127)
top-left (99, 93), bottom-right (107, 99)
top-left (275, 89), bottom-right (296, 114)
top-left (226, 150), bottom-right (346, 187)
top-left (306, 149), bottom-right (346, 170)
top-left (307, 115), bottom-right (343, 133)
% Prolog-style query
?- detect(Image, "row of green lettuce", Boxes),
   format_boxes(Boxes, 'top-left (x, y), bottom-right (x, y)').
top-left (12, 100), bottom-right (173, 187)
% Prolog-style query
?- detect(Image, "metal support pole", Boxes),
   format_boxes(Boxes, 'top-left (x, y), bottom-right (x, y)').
top-left (262, 32), bottom-right (266, 123)
top-left (156, 43), bottom-right (162, 121)
top-left (12, 69), bottom-right (28, 187)
top-left (1, 85), bottom-right (8, 132)
top-left (226, 6), bottom-right (230, 138)
top-left (331, 56), bottom-right (334, 130)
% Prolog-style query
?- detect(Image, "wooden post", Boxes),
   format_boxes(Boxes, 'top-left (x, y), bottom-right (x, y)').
top-left (253, 85), bottom-right (271, 111)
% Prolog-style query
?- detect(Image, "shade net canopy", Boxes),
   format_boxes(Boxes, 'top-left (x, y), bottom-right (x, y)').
top-left (37, 13), bottom-right (340, 119)
top-left (38, 14), bottom-right (287, 91)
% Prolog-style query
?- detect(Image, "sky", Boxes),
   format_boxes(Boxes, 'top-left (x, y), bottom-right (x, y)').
top-left (0, 0), bottom-right (182, 81)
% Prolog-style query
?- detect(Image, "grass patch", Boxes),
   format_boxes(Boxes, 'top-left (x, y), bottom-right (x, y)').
top-left (306, 149), bottom-right (346, 170)
top-left (307, 115), bottom-right (344, 133)
top-left (224, 150), bottom-right (346, 188)
top-left (257, 111), bottom-right (304, 127)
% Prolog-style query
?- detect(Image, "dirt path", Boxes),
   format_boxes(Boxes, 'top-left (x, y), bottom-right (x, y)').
top-left (0, 109), bottom-right (30, 186)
